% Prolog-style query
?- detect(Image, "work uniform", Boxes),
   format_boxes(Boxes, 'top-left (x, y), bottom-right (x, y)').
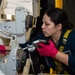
top-left (56, 29), bottom-right (75, 74)
top-left (20, 29), bottom-right (75, 74)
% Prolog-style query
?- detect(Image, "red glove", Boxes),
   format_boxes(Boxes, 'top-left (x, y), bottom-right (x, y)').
top-left (36, 40), bottom-right (58, 58)
top-left (0, 45), bottom-right (6, 54)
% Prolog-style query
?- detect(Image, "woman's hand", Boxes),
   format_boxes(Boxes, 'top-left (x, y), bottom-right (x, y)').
top-left (36, 40), bottom-right (58, 58)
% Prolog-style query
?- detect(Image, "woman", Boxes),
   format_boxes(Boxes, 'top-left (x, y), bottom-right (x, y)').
top-left (36, 8), bottom-right (75, 74)
top-left (20, 8), bottom-right (75, 74)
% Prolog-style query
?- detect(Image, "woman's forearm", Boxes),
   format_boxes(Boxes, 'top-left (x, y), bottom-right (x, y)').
top-left (55, 51), bottom-right (68, 66)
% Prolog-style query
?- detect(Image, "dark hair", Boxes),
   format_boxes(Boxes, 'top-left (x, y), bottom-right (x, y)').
top-left (44, 8), bottom-right (73, 29)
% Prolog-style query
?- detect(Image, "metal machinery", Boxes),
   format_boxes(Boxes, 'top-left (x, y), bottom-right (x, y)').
top-left (0, 0), bottom-right (40, 75)
top-left (22, 40), bottom-right (48, 75)
top-left (0, 7), bottom-right (26, 75)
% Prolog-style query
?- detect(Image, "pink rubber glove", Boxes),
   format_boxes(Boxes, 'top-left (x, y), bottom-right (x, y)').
top-left (0, 45), bottom-right (6, 54)
top-left (36, 40), bottom-right (58, 58)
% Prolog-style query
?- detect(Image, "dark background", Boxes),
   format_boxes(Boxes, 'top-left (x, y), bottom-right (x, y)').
top-left (39, 0), bottom-right (75, 29)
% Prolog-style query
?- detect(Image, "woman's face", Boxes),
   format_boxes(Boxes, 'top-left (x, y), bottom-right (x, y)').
top-left (41, 14), bottom-right (60, 37)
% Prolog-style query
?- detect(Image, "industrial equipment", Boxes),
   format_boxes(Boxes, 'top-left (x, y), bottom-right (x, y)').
top-left (0, 0), bottom-right (40, 75)
top-left (0, 7), bottom-right (26, 75)
top-left (22, 39), bottom-right (49, 75)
